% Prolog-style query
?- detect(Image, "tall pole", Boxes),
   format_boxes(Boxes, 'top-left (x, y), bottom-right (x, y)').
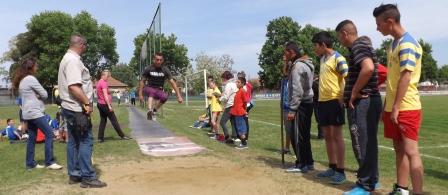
top-left (203, 69), bottom-right (208, 108)
top-left (280, 79), bottom-right (285, 166)
top-left (185, 76), bottom-right (188, 106)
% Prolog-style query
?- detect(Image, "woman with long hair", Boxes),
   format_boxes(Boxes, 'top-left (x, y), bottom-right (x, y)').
top-left (12, 57), bottom-right (62, 170)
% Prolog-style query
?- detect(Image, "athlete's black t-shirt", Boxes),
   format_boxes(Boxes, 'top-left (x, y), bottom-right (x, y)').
top-left (141, 65), bottom-right (172, 88)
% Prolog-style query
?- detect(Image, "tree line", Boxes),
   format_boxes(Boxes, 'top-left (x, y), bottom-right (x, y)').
top-left (2, 12), bottom-right (447, 91)
top-left (258, 16), bottom-right (445, 89)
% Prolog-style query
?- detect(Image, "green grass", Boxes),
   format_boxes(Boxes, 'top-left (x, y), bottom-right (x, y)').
top-left (0, 104), bottom-right (144, 193)
top-left (159, 95), bottom-right (448, 194)
top-left (0, 96), bottom-right (447, 194)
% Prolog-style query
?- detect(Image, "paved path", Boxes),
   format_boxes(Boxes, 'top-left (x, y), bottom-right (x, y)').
top-left (129, 107), bottom-right (204, 157)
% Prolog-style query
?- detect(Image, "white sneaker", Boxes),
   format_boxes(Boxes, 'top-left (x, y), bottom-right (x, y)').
top-left (152, 112), bottom-right (157, 121)
top-left (46, 163), bottom-right (63, 170)
top-left (35, 164), bottom-right (45, 169)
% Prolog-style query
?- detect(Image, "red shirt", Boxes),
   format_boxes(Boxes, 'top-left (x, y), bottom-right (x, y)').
top-left (230, 88), bottom-right (247, 116)
top-left (377, 64), bottom-right (388, 86)
top-left (244, 82), bottom-right (253, 102)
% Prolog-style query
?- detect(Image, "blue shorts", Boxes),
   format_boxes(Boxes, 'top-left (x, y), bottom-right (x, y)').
top-left (233, 116), bottom-right (247, 135)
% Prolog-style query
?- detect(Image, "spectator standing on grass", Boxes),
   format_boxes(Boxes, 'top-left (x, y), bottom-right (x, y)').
top-left (312, 31), bottom-right (349, 184)
top-left (130, 89), bottom-right (136, 106)
top-left (96, 70), bottom-right (131, 143)
top-left (284, 41), bottom-right (315, 173)
top-left (13, 57), bottom-right (63, 170)
top-left (207, 79), bottom-right (223, 139)
top-left (219, 71), bottom-right (238, 144)
top-left (373, 4), bottom-right (424, 195)
top-left (116, 91), bottom-right (121, 107)
top-left (336, 19), bottom-right (382, 195)
top-left (231, 77), bottom-right (248, 149)
top-left (58, 34), bottom-right (106, 188)
top-left (237, 71), bottom-right (253, 140)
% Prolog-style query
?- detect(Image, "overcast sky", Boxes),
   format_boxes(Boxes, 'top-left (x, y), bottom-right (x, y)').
top-left (1, 0), bottom-right (447, 79)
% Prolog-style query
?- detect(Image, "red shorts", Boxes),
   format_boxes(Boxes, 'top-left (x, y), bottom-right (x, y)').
top-left (383, 110), bottom-right (422, 141)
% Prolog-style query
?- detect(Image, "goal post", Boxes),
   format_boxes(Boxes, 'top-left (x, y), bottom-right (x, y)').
top-left (184, 69), bottom-right (208, 108)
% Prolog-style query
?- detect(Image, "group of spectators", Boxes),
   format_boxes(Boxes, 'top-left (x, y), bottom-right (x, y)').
top-left (276, 4), bottom-right (424, 195)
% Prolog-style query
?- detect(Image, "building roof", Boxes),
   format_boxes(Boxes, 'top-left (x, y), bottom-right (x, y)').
top-left (93, 76), bottom-right (128, 88)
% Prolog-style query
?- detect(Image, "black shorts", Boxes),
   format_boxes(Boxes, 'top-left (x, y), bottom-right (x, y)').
top-left (317, 99), bottom-right (345, 126)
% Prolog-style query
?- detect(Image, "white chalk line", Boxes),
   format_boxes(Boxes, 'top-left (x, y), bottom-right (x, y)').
top-left (250, 119), bottom-right (448, 163)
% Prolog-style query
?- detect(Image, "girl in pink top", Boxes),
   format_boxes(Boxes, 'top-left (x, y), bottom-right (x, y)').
top-left (96, 70), bottom-right (131, 142)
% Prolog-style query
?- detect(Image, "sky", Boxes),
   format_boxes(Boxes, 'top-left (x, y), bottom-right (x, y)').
top-left (1, 0), bottom-right (448, 80)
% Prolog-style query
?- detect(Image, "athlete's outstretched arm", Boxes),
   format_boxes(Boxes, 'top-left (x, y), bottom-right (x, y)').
top-left (169, 79), bottom-right (183, 103)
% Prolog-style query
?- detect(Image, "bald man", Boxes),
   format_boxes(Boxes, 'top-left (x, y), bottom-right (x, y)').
top-left (58, 34), bottom-right (107, 188)
top-left (335, 20), bottom-right (382, 194)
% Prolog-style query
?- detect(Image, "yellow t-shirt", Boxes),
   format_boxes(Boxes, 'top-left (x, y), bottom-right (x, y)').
top-left (318, 51), bottom-right (348, 101)
top-left (384, 32), bottom-right (422, 112)
top-left (210, 87), bottom-right (223, 112)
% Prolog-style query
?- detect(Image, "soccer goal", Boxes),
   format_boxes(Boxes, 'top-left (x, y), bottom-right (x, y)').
top-left (184, 69), bottom-right (208, 108)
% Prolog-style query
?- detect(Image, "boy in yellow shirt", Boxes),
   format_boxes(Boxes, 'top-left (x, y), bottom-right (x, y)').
top-left (374, 4), bottom-right (424, 195)
top-left (312, 31), bottom-right (348, 185)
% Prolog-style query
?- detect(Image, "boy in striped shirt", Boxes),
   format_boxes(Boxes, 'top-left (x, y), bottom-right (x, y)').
top-left (336, 20), bottom-right (382, 195)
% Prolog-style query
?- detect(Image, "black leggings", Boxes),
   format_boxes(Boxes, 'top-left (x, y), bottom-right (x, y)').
top-left (97, 103), bottom-right (125, 140)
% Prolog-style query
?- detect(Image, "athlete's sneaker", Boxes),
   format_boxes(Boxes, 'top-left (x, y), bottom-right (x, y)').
top-left (316, 168), bottom-right (335, 178)
top-left (46, 163), bottom-right (63, 170)
top-left (388, 184), bottom-right (409, 195)
top-left (329, 172), bottom-right (346, 185)
top-left (343, 186), bottom-right (370, 195)
top-left (286, 166), bottom-right (304, 173)
top-left (152, 111), bottom-right (157, 121)
top-left (147, 110), bottom-right (153, 120)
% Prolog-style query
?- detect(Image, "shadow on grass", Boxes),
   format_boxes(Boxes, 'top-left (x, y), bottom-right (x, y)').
top-left (256, 155), bottom-right (357, 192)
top-left (425, 168), bottom-right (448, 181)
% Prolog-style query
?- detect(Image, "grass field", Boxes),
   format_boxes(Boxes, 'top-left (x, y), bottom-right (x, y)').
top-left (0, 95), bottom-right (447, 194)
top-left (159, 95), bottom-right (448, 194)
top-left (0, 104), bottom-right (144, 193)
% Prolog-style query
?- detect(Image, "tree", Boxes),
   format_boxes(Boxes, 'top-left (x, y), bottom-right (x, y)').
top-left (374, 38), bottom-right (392, 65)
top-left (0, 67), bottom-right (9, 86)
top-left (187, 52), bottom-right (234, 94)
top-left (258, 16), bottom-right (302, 89)
top-left (258, 17), bottom-right (347, 89)
top-left (217, 54), bottom-right (234, 71)
top-left (110, 63), bottom-right (137, 88)
top-left (438, 65), bottom-right (448, 82)
top-left (2, 11), bottom-right (118, 88)
top-left (419, 39), bottom-right (438, 81)
top-left (129, 33), bottom-right (190, 78)
top-left (375, 38), bottom-right (438, 82)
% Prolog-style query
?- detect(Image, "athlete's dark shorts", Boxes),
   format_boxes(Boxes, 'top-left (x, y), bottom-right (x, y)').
top-left (317, 99), bottom-right (345, 126)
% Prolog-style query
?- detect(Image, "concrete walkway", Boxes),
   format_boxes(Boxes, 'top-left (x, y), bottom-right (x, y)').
top-left (129, 107), bottom-right (204, 157)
